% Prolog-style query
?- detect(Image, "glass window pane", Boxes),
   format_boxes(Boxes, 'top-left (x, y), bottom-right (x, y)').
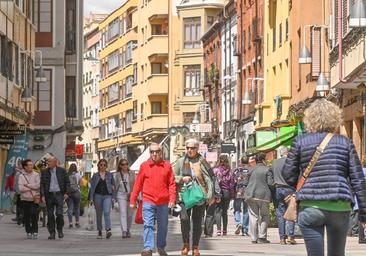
top-left (38, 100), bottom-right (50, 111)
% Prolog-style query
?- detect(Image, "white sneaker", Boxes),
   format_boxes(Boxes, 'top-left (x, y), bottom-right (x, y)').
top-left (32, 233), bottom-right (38, 239)
top-left (27, 233), bottom-right (32, 239)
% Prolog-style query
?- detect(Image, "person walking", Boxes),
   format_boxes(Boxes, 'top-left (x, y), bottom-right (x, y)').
top-left (66, 163), bottom-right (82, 229)
top-left (271, 146), bottom-right (296, 245)
top-left (130, 143), bottom-right (176, 256)
top-left (283, 99), bottom-right (366, 256)
top-left (13, 166), bottom-right (24, 225)
top-left (174, 138), bottom-right (215, 256)
top-left (245, 153), bottom-right (274, 244)
top-left (233, 156), bottom-right (250, 236)
top-left (114, 158), bottom-right (135, 239)
top-left (18, 159), bottom-right (40, 239)
top-left (213, 154), bottom-right (235, 236)
top-left (40, 157), bottom-right (70, 240)
top-left (358, 157), bottom-right (366, 244)
top-left (89, 159), bottom-right (115, 239)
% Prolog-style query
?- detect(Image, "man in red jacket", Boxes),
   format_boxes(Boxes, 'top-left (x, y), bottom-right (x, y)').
top-left (130, 143), bottom-right (176, 256)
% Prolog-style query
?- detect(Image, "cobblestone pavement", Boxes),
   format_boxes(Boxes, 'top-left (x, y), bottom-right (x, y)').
top-left (0, 209), bottom-right (364, 256)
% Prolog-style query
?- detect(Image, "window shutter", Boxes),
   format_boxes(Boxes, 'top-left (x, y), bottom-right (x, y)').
top-left (311, 27), bottom-right (321, 77)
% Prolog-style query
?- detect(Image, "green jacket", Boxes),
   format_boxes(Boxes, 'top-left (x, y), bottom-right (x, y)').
top-left (173, 156), bottom-right (214, 202)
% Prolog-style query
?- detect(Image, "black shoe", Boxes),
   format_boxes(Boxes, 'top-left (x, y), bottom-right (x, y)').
top-left (75, 223), bottom-right (80, 228)
top-left (359, 239), bottom-right (366, 244)
top-left (58, 230), bottom-right (64, 239)
top-left (258, 238), bottom-right (271, 244)
top-left (97, 230), bottom-right (102, 239)
top-left (69, 224), bottom-right (73, 229)
top-left (11, 217), bottom-right (18, 222)
top-left (251, 240), bottom-right (257, 244)
top-left (48, 233), bottom-right (56, 240)
top-left (106, 229), bottom-right (112, 239)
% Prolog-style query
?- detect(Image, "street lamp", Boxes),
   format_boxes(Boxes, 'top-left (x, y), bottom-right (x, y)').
top-left (316, 72), bottom-right (330, 97)
top-left (349, 0), bottom-right (366, 28)
top-left (20, 49), bottom-right (47, 82)
top-left (299, 25), bottom-right (313, 64)
top-left (21, 87), bottom-right (32, 102)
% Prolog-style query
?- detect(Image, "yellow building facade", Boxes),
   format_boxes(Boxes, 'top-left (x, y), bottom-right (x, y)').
top-left (131, 0), bottom-right (169, 146)
top-left (97, 0), bottom-right (142, 167)
top-left (259, 0), bottom-right (291, 129)
top-left (169, 0), bottom-right (224, 161)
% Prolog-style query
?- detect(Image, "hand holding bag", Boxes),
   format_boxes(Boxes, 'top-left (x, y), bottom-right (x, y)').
top-left (135, 200), bottom-right (143, 224)
top-left (284, 133), bottom-right (334, 222)
top-left (180, 180), bottom-right (206, 209)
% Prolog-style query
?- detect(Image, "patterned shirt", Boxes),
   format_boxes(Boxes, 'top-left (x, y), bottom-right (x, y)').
top-left (233, 166), bottom-right (250, 199)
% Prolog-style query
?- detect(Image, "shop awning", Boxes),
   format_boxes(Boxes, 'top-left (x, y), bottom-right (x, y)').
top-left (130, 135), bottom-right (169, 172)
top-left (246, 126), bottom-right (298, 154)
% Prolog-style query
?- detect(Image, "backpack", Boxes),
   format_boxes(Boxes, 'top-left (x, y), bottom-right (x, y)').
top-left (68, 174), bottom-right (79, 193)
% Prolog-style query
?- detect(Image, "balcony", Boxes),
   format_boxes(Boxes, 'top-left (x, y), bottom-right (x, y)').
top-left (146, 74), bottom-right (168, 96)
top-left (146, 35), bottom-right (168, 57)
top-left (143, 114), bottom-right (168, 133)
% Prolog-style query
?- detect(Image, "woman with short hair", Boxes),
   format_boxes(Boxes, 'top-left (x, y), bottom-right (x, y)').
top-left (283, 99), bottom-right (366, 256)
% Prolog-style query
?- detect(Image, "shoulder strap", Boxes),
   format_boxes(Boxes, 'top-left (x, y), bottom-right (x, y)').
top-left (296, 133), bottom-right (334, 191)
top-left (120, 172), bottom-right (129, 192)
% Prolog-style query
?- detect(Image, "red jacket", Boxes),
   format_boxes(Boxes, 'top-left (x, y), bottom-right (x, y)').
top-left (130, 159), bottom-right (176, 206)
top-left (5, 174), bottom-right (15, 191)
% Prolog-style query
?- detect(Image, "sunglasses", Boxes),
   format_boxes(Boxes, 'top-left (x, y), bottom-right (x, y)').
top-left (150, 150), bottom-right (161, 154)
top-left (120, 163), bottom-right (128, 166)
top-left (99, 163), bottom-right (107, 166)
top-left (186, 146), bottom-right (197, 150)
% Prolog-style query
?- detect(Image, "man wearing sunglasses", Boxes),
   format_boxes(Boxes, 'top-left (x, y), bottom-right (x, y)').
top-left (130, 143), bottom-right (176, 256)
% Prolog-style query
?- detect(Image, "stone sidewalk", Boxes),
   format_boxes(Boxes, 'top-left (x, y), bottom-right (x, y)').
top-left (0, 209), bottom-right (364, 256)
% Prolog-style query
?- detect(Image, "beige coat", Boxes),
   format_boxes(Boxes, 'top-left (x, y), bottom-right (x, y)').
top-left (18, 171), bottom-right (40, 201)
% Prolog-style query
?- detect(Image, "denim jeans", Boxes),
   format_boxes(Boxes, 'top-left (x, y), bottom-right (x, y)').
top-left (93, 193), bottom-right (112, 231)
top-left (67, 191), bottom-right (81, 223)
top-left (142, 202), bottom-right (169, 251)
top-left (275, 188), bottom-right (295, 239)
top-left (46, 192), bottom-right (65, 234)
top-left (234, 198), bottom-right (249, 233)
top-left (298, 207), bottom-right (350, 256)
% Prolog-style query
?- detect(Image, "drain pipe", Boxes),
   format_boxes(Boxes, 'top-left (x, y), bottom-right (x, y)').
top-left (338, 0), bottom-right (347, 83)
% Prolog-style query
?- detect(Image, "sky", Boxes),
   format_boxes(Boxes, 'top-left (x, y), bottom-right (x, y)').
top-left (84, 0), bottom-right (126, 16)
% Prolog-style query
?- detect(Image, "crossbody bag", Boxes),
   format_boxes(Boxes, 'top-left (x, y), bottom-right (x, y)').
top-left (284, 133), bottom-right (334, 222)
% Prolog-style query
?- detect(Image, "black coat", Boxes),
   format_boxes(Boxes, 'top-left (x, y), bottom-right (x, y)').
top-left (282, 132), bottom-right (366, 222)
top-left (40, 167), bottom-right (70, 197)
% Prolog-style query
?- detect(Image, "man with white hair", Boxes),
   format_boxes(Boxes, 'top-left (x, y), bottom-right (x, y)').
top-left (271, 146), bottom-right (296, 245)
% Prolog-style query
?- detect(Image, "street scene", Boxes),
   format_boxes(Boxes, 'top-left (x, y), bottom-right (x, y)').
top-left (1, 0), bottom-right (366, 256)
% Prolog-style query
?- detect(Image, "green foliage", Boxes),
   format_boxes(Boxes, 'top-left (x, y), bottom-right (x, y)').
top-left (269, 203), bottom-right (278, 228)
top-left (80, 186), bottom-right (89, 213)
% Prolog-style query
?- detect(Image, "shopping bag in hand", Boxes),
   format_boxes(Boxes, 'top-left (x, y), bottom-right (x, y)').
top-left (135, 201), bottom-right (143, 224)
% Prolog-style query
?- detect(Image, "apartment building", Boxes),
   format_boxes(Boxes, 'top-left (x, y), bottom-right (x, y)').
top-left (27, 0), bottom-right (84, 164)
top-left (97, 0), bottom-right (142, 168)
top-left (169, 0), bottom-right (225, 162)
top-left (0, 0), bottom-right (37, 207)
top-left (80, 13), bottom-right (107, 174)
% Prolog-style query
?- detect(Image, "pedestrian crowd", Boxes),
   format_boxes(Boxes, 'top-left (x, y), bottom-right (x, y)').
top-left (4, 99), bottom-right (366, 256)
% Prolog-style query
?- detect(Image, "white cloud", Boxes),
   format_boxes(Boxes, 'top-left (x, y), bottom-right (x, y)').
top-left (84, 0), bottom-right (126, 15)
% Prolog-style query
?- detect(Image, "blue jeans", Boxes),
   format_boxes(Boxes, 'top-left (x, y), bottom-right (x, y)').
top-left (142, 202), bottom-right (169, 251)
top-left (67, 191), bottom-right (81, 223)
top-left (93, 194), bottom-right (112, 231)
top-left (275, 188), bottom-right (295, 239)
top-left (233, 198), bottom-right (249, 233)
top-left (298, 207), bottom-right (350, 256)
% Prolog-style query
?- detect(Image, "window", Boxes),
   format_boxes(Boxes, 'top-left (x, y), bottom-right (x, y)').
top-left (151, 63), bottom-right (162, 74)
top-left (126, 41), bottom-right (133, 64)
top-left (108, 50), bottom-right (119, 72)
top-left (126, 76), bottom-right (134, 97)
top-left (66, 76), bottom-right (76, 118)
top-left (151, 102), bottom-right (162, 114)
top-left (151, 24), bottom-right (162, 35)
top-left (184, 65), bottom-right (201, 96)
top-left (207, 16), bottom-right (214, 30)
top-left (66, 0), bottom-right (76, 53)
top-left (311, 27), bottom-right (321, 77)
top-left (285, 18), bottom-right (289, 41)
top-left (0, 36), bottom-right (13, 81)
top-left (279, 23), bottom-right (282, 46)
top-left (248, 26), bottom-right (251, 49)
top-left (35, 0), bottom-right (52, 32)
top-left (34, 69), bottom-right (52, 125)
top-left (133, 63), bottom-right (138, 83)
top-left (108, 18), bottom-right (120, 41)
top-left (125, 110), bottom-right (133, 131)
top-left (140, 103), bottom-right (144, 119)
top-left (133, 100), bottom-right (138, 119)
top-left (108, 83), bottom-right (120, 104)
top-left (183, 17), bottom-right (201, 49)
top-left (272, 27), bottom-right (276, 51)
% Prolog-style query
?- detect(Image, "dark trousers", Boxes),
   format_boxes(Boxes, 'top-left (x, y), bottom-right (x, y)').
top-left (298, 207), bottom-right (350, 256)
top-left (67, 191), bottom-right (81, 223)
top-left (180, 204), bottom-right (205, 246)
top-left (359, 221), bottom-right (365, 240)
top-left (16, 194), bottom-right (23, 222)
top-left (204, 203), bottom-right (216, 236)
top-left (46, 192), bottom-right (64, 234)
top-left (214, 195), bottom-right (231, 232)
top-left (22, 201), bottom-right (38, 234)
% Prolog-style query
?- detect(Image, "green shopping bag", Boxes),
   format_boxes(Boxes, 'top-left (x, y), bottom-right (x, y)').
top-left (180, 180), bottom-right (206, 209)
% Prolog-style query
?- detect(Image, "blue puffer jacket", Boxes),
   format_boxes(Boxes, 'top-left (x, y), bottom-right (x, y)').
top-left (282, 132), bottom-right (366, 222)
